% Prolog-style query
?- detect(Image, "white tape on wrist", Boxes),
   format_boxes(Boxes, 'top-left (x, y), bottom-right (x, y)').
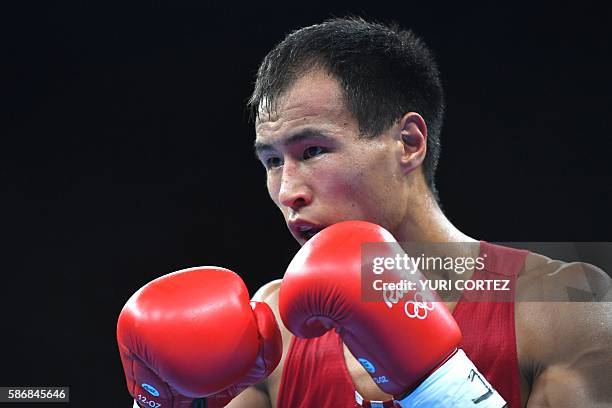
top-left (394, 349), bottom-right (506, 408)
top-left (133, 400), bottom-right (139, 408)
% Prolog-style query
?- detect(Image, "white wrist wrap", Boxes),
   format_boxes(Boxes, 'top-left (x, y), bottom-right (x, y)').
top-left (394, 349), bottom-right (506, 408)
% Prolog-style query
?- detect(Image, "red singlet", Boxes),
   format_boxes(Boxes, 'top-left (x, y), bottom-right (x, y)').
top-left (277, 241), bottom-right (527, 407)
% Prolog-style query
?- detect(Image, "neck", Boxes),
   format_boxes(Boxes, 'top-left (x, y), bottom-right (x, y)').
top-left (393, 190), bottom-right (476, 244)
top-left (391, 187), bottom-right (482, 287)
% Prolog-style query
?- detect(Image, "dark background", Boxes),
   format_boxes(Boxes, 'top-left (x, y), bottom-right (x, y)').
top-left (1, 1), bottom-right (611, 406)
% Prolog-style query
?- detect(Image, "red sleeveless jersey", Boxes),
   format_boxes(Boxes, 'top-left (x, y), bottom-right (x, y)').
top-left (277, 241), bottom-right (527, 408)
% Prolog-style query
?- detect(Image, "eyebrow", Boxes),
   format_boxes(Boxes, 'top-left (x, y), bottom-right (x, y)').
top-left (254, 128), bottom-right (335, 156)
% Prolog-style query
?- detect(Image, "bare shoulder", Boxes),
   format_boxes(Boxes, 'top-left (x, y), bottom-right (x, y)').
top-left (518, 252), bottom-right (612, 302)
top-left (252, 279), bottom-right (292, 342)
top-left (252, 279), bottom-right (283, 302)
top-left (515, 252), bottom-right (612, 406)
top-left (251, 279), bottom-right (293, 406)
top-left (252, 279), bottom-right (292, 350)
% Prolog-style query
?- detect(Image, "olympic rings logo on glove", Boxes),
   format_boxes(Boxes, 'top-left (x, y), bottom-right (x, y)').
top-left (404, 291), bottom-right (435, 320)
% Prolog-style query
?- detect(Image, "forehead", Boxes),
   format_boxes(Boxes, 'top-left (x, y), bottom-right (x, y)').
top-left (255, 69), bottom-right (357, 137)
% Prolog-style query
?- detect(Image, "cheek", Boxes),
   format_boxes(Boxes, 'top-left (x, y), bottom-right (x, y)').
top-left (337, 153), bottom-right (401, 222)
top-left (314, 161), bottom-right (384, 211)
top-left (266, 174), bottom-right (281, 205)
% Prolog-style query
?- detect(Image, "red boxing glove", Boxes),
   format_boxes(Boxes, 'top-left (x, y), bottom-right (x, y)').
top-left (117, 267), bottom-right (282, 408)
top-left (280, 221), bottom-right (505, 407)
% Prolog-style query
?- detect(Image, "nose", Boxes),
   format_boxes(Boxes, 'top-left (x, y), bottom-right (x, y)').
top-left (278, 160), bottom-right (312, 211)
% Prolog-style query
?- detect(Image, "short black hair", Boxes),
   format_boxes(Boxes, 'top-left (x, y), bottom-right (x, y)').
top-left (249, 17), bottom-right (445, 200)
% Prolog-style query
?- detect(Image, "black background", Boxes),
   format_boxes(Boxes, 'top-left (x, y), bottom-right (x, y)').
top-left (1, 1), bottom-right (611, 406)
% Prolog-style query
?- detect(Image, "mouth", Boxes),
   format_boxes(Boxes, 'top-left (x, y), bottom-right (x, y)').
top-left (289, 222), bottom-right (326, 242)
top-left (299, 225), bottom-right (323, 241)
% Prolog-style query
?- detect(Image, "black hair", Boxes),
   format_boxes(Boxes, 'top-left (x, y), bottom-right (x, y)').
top-left (249, 17), bottom-right (445, 200)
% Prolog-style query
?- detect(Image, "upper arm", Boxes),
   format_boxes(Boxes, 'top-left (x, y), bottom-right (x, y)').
top-left (524, 263), bottom-right (612, 407)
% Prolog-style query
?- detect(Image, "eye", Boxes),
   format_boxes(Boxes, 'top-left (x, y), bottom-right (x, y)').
top-left (303, 146), bottom-right (326, 160)
top-left (265, 156), bottom-right (283, 169)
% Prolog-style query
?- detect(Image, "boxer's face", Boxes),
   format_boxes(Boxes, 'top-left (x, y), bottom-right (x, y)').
top-left (255, 69), bottom-right (411, 245)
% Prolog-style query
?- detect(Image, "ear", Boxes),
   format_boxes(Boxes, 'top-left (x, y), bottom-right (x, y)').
top-left (397, 112), bottom-right (427, 174)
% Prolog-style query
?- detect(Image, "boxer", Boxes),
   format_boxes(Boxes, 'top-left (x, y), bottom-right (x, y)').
top-left (118, 17), bottom-right (612, 408)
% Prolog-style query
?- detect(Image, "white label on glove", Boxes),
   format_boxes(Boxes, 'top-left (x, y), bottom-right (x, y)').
top-left (394, 349), bottom-right (506, 408)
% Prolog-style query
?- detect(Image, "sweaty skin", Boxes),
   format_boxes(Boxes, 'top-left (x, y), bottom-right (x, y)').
top-left (227, 69), bottom-right (612, 408)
